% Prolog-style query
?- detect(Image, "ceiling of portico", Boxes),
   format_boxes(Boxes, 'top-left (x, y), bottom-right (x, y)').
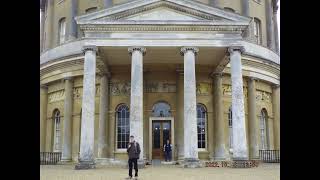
top-left (99, 47), bottom-right (227, 67)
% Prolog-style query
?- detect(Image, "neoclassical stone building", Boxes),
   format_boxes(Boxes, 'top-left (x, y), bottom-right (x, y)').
top-left (40, 0), bottom-right (279, 168)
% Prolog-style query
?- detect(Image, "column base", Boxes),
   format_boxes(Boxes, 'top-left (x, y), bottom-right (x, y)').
top-left (75, 161), bottom-right (96, 170)
top-left (183, 158), bottom-right (202, 168)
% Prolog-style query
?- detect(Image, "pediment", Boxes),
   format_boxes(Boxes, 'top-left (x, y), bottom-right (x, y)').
top-left (75, 0), bottom-right (251, 32)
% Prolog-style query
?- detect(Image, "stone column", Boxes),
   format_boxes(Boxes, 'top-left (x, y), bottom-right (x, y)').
top-left (272, 85), bottom-right (280, 150)
top-left (45, 0), bottom-right (54, 50)
top-left (242, 0), bottom-right (250, 16)
top-left (97, 73), bottom-right (109, 158)
top-left (104, 0), bottom-right (113, 8)
top-left (212, 73), bottom-right (226, 160)
top-left (265, 0), bottom-right (275, 50)
top-left (62, 77), bottom-right (74, 162)
top-left (40, 4), bottom-right (45, 53)
top-left (273, 0), bottom-right (280, 53)
top-left (209, 0), bottom-right (219, 7)
top-left (248, 78), bottom-right (259, 159)
top-left (242, 0), bottom-right (250, 39)
top-left (228, 47), bottom-right (248, 162)
top-left (180, 47), bottom-right (200, 168)
top-left (75, 45), bottom-right (97, 170)
top-left (69, 0), bottom-right (78, 41)
top-left (176, 70), bottom-right (184, 162)
top-left (128, 47), bottom-right (146, 162)
top-left (40, 85), bottom-right (48, 152)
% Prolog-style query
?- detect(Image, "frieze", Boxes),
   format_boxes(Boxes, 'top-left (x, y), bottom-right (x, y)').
top-left (196, 82), bottom-right (212, 95)
top-left (48, 90), bottom-right (65, 103)
top-left (110, 82), bottom-right (131, 96)
top-left (73, 86), bottom-right (100, 98)
top-left (144, 81), bottom-right (176, 93)
top-left (256, 90), bottom-right (271, 103)
top-left (223, 85), bottom-right (248, 98)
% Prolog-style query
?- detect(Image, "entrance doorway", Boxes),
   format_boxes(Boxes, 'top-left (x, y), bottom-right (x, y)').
top-left (149, 117), bottom-right (174, 161)
top-left (152, 121), bottom-right (171, 159)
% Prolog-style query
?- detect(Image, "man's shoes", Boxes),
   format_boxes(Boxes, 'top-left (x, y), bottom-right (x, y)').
top-left (125, 176), bottom-right (132, 179)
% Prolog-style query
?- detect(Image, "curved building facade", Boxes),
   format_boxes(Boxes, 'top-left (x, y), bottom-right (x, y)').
top-left (40, 0), bottom-right (280, 167)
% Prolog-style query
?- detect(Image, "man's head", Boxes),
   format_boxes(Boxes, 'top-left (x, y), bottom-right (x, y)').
top-left (167, 139), bottom-right (170, 144)
top-left (130, 135), bottom-right (135, 142)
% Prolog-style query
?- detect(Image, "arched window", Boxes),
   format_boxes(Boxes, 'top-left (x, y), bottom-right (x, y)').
top-left (228, 106), bottom-right (233, 150)
top-left (253, 17), bottom-right (262, 45)
top-left (85, 7), bottom-right (98, 14)
top-left (152, 101), bottom-right (171, 117)
top-left (260, 108), bottom-right (269, 149)
top-left (197, 104), bottom-right (207, 149)
top-left (53, 109), bottom-right (61, 152)
top-left (224, 7), bottom-right (235, 13)
top-left (58, 17), bottom-right (66, 44)
top-left (116, 104), bottom-right (130, 149)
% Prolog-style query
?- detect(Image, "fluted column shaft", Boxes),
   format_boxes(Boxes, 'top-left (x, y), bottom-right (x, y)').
top-left (128, 47), bottom-right (146, 161)
top-left (69, 0), bottom-right (78, 40)
top-left (248, 78), bottom-right (259, 159)
top-left (213, 73), bottom-right (226, 160)
top-left (40, 85), bottom-right (48, 152)
top-left (180, 47), bottom-right (199, 165)
top-left (104, 0), bottom-right (112, 8)
top-left (40, 7), bottom-right (45, 53)
top-left (75, 45), bottom-right (97, 169)
top-left (176, 71), bottom-right (184, 161)
top-left (273, 1), bottom-right (280, 53)
top-left (62, 77), bottom-right (74, 161)
top-left (97, 74), bottom-right (109, 158)
top-left (265, 0), bottom-right (276, 50)
top-left (229, 47), bottom-right (248, 161)
top-left (45, 0), bottom-right (54, 50)
top-left (272, 85), bottom-right (280, 150)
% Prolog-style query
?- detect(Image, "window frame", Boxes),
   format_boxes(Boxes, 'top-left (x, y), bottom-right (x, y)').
top-left (115, 104), bottom-right (130, 151)
top-left (260, 108), bottom-right (269, 150)
top-left (253, 17), bottom-right (262, 45)
top-left (58, 17), bottom-right (66, 45)
top-left (197, 104), bottom-right (207, 151)
top-left (53, 110), bottom-right (61, 152)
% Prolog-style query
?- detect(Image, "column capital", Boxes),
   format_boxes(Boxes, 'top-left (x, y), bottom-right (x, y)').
top-left (248, 76), bottom-right (257, 82)
top-left (228, 46), bottom-right (245, 54)
top-left (82, 45), bottom-right (98, 54)
top-left (272, 84), bottom-right (280, 89)
top-left (40, 84), bottom-right (48, 89)
top-left (210, 72), bottom-right (224, 78)
top-left (272, 0), bottom-right (279, 13)
top-left (63, 76), bottom-right (74, 81)
top-left (128, 46), bottom-right (146, 56)
top-left (180, 47), bottom-right (199, 56)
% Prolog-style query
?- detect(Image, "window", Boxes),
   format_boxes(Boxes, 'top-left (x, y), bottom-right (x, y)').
top-left (224, 7), bottom-right (235, 13)
top-left (58, 17), bottom-right (66, 44)
top-left (85, 7), bottom-right (98, 14)
top-left (152, 101), bottom-right (171, 117)
top-left (260, 108), bottom-right (269, 150)
top-left (116, 104), bottom-right (130, 149)
top-left (228, 106), bottom-right (233, 150)
top-left (53, 110), bottom-right (61, 152)
top-left (253, 18), bottom-right (262, 45)
top-left (197, 104), bottom-right (207, 149)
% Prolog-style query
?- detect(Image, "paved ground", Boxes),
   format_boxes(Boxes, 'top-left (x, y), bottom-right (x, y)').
top-left (40, 163), bottom-right (280, 180)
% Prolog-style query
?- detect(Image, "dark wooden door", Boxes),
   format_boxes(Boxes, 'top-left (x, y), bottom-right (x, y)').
top-left (152, 121), bottom-right (171, 159)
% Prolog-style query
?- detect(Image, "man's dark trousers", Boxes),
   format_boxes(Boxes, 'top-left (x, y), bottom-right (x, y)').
top-left (128, 158), bottom-right (138, 177)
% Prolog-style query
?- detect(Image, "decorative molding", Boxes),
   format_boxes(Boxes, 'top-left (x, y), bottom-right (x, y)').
top-left (223, 84), bottom-right (248, 98)
top-left (80, 25), bottom-right (246, 32)
top-left (228, 46), bottom-right (245, 54)
top-left (145, 81), bottom-right (176, 93)
top-left (180, 47), bottom-right (199, 56)
top-left (82, 45), bottom-right (98, 54)
top-left (110, 82), bottom-right (131, 96)
top-left (256, 90), bottom-right (271, 103)
top-left (196, 82), bottom-right (212, 95)
top-left (48, 90), bottom-right (65, 103)
top-left (128, 46), bottom-right (146, 56)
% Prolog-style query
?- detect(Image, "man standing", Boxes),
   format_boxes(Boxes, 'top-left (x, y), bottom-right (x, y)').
top-left (163, 139), bottom-right (172, 162)
top-left (127, 135), bottom-right (141, 179)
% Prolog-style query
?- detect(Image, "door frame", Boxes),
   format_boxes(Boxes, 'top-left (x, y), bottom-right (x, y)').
top-left (149, 117), bottom-right (174, 161)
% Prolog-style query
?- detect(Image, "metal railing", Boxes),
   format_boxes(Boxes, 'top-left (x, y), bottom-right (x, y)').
top-left (259, 150), bottom-right (280, 163)
top-left (40, 152), bottom-right (62, 165)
